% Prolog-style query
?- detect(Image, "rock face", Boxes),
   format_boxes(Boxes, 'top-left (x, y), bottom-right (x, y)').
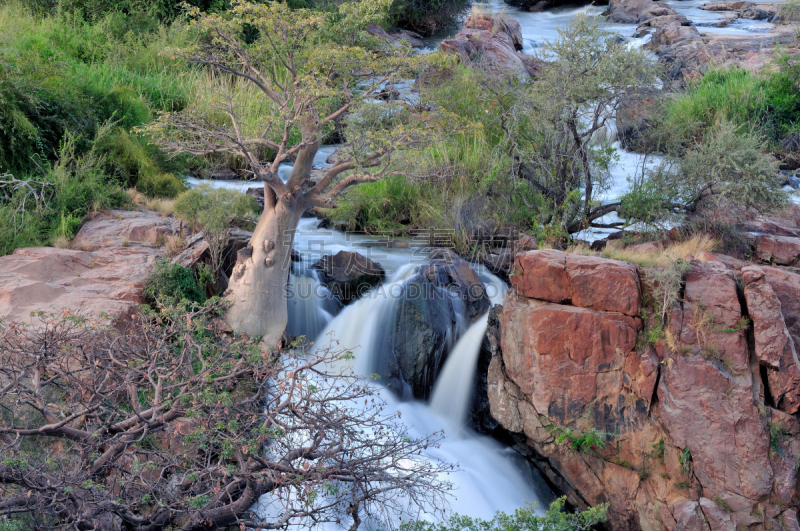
top-left (0, 210), bottom-right (180, 326)
top-left (439, 13), bottom-right (541, 80)
top-left (483, 249), bottom-right (800, 531)
top-left (381, 258), bottom-right (490, 399)
top-left (311, 251), bottom-right (386, 305)
top-left (757, 235), bottom-right (800, 266)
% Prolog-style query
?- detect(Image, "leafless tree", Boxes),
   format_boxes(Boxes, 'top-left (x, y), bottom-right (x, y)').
top-left (0, 306), bottom-right (452, 530)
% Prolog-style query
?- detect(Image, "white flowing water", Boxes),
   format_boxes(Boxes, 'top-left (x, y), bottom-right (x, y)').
top-left (186, 0), bottom-right (793, 524)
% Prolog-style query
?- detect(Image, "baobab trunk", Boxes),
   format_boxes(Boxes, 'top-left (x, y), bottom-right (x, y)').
top-left (224, 188), bottom-right (305, 347)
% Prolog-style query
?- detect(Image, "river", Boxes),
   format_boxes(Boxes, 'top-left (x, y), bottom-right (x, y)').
top-left (187, 0), bottom-right (783, 526)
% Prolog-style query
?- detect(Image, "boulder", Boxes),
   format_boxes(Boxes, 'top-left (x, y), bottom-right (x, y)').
top-left (757, 234), bottom-right (800, 266)
top-left (311, 251), bottom-right (386, 305)
top-left (511, 250), bottom-right (641, 316)
top-left (0, 211), bottom-right (181, 326)
top-left (366, 24), bottom-right (425, 48)
top-left (464, 13), bottom-right (524, 50)
top-left (439, 13), bottom-right (539, 80)
top-left (71, 210), bottom-right (181, 250)
top-left (380, 258), bottom-right (489, 399)
top-left (605, 0), bottom-right (679, 24)
top-left (700, 0), bottom-right (754, 10)
top-left (635, 14), bottom-right (690, 36)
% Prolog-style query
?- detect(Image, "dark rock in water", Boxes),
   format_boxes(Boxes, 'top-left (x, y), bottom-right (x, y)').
top-left (311, 251), bottom-right (386, 305)
top-left (506, 0), bottom-right (608, 11)
top-left (381, 258), bottom-right (490, 399)
top-left (207, 167), bottom-right (239, 180)
top-left (245, 187), bottom-right (264, 210)
top-left (470, 306), bottom-right (503, 435)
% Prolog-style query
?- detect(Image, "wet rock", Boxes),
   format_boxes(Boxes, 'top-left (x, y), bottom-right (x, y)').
top-left (741, 5), bottom-right (770, 18)
top-left (382, 258), bottom-right (489, 399)
top-left (311, 250), bottom-right (386, 305)
top-left (757, 235), bottom-right (800, 266)
top-left (207, 167), bottom-right (238, 180)
top-left (511, 249), bottom-right (641, 316)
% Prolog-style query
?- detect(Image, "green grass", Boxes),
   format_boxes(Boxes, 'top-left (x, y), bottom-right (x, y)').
top-left (665, 67), bottom-right (800, 146)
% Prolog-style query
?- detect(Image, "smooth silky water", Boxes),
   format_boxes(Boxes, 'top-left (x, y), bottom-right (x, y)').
top-left (184, 0), bottom-right (791, 524)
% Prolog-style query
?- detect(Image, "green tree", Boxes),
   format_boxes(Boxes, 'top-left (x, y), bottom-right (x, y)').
top-left (147, 0), bottom-right (450, 345)
top-left (509, 15), bottom-right (658, 236)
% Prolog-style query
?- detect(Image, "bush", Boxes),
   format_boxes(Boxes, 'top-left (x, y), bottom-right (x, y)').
top-left (144, 259), bottom-right (206, 306)
top-left (389, 0), bottom-right (470, 36)
top-left (0, 128), bottom-right (128, 255)
top-left (401, 497), bottom-right (608, 531)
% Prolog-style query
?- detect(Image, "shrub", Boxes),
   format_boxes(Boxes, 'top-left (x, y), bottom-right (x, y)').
top-left (173, 184), bottom-right (259, 284)
top-left (389, 0), bottom-right (470, 36)
top-left (400, 497), bottom-right (608, 531)
top-left (144, 259), bottom-right (206, 306)
top-left (136, 172), bottom-right (185, 198)
top-left (0, 128), bottom-right (127, 255)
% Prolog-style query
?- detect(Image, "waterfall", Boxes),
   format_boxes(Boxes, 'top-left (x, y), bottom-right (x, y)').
top-left (307, 264), bottom-right (544, 522)
top-left (428, 315), bottom-right (491, 429)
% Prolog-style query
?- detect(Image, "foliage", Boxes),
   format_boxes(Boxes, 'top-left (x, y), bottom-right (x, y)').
top-left (507, 15), bottom-right (658, 236)
top-left (769, 420), bottom-right (791, 454)
top-left (389, 0), bottom-right (470, 36)
top-left (621, 121), bottom-right (788, 226)
top-left (0, 127), bottom-right (127, 255)
top-left (663, 66), bottom-right (800, 148)
top-left (679, 448), bottom-right (692, 474)
top-left (400, 497), bottom-right (609, 531)
top-left (173, 183), bottom-right (258, 281)
top-left (0, 307), bottom-right (452, 529)
top-left (0, 2), bottom-right (194, 179)
top-left (143, 259), bottom-right (207, 306)
top-left (643, 259), bottom-right (690, 325)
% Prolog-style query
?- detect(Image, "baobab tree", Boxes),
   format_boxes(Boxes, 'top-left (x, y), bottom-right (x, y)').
top-left (0, 308), bottom-right (452, 529)
top-left (147, 0), bottom-right (450, 344)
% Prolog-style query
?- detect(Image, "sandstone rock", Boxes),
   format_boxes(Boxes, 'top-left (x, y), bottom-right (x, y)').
top-left (366, 24), bottom-right (424, 48)
top-left (648, 24), bottom-right (703, 47)
top-left (71, 210), bottom-right (181, 250)
top-left (761, 267), bottom-right (800, 414)
top-left (0, 246), bottom-right (159, 327)
top-left (500, 294), bottom-right (638, 425)
top-left (742, 265), bottom-right (790, 369)
top-left (757, 235), bottom-right (800, 266)
top-left (511, 250), bottom-right (641, 316)
top-left (606, 0), bottom-right (679, 23)
top-left (740, 5), bottom-right (770, 18)
top-left (439, 14), bottom-right (538, 80)
top-left (658, 352), bottom-right (772, 502)
top-left (464, 13), bottom-right (524, 50)
top-left (767, 408), bottom-right (800, 508)
top-left (311, 250), bottom-right (386, 305)
top-left (635, 14), bottom-right (690, 36)
top-left (700, 0), bottom-right (754, 10)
